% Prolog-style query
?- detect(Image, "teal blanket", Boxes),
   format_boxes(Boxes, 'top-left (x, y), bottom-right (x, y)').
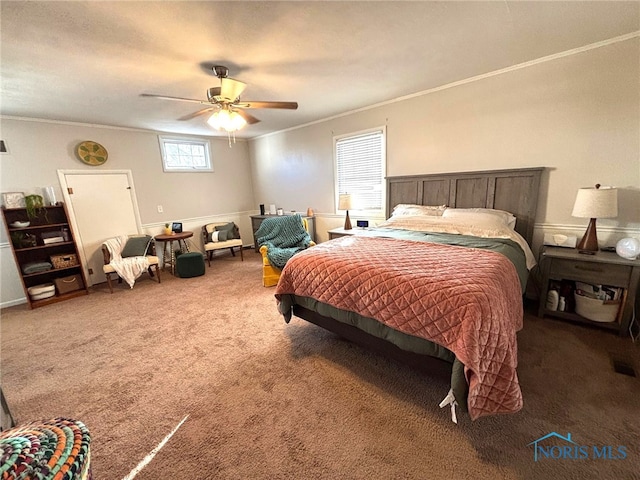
top-left (256, 214), bottom-right (312, 269)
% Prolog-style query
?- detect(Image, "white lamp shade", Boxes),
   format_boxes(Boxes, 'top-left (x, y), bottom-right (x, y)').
top-left (571, 186), bottom-right (618, 218)
top-left (338, 194), bottom-right (352, 211)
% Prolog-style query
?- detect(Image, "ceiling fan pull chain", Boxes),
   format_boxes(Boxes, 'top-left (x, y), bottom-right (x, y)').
top-left (226, 130), bottom-right (238, 148)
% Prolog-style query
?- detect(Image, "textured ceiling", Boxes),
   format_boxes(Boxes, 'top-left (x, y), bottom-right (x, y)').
top-left (1, 1), bottom-right (638, 139)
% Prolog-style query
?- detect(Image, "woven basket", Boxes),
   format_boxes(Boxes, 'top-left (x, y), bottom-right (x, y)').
top-left (50, 253), bottom-right (78, 269)
top-left (574, 293), bottom-right (619, 323)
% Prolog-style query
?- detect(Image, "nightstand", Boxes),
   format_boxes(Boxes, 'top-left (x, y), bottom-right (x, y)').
top-left (537, 246), bottom-right (640, 336)
top-left (328, 227), bottom-right (377, 240)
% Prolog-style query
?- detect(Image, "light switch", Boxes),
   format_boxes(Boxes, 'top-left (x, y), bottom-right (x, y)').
top-left (157, 205), bottom-right (163, 213)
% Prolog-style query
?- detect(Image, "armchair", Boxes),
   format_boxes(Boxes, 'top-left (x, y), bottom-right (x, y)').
top-left (202, 222), bottom-right (244, 266)
top-left (257, 215), bottom-right (315, 287)
top-left (102, 235), bottom-right (161, 293)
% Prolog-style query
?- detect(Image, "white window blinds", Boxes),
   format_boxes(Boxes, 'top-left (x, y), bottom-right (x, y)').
top-left (335, 129), bottom-right (385, 212)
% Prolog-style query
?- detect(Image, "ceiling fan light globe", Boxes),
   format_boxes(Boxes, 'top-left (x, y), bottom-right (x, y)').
top-left (230, 111), bottom-right (247, 131)
top-left (207, 110), bottom-right (247, 132)
top-left (206, 112), bottom-right (223, 130)
top-left (218, 109), bottom-right (231, 123)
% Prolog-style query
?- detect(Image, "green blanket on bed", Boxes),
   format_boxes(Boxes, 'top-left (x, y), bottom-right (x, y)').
top-left (256, 214), bottom-right (312, 269)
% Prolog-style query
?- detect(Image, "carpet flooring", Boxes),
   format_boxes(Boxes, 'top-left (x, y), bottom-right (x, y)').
top-left (1, 252), bottom-right (639, 479)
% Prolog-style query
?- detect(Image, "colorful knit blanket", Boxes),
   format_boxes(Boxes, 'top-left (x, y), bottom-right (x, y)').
top-left (256, 214), bottom-right (312, 269)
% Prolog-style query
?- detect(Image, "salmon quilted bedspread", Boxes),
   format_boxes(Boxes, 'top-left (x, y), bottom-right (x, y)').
top-left (275, 236), bottom-right (524, 420)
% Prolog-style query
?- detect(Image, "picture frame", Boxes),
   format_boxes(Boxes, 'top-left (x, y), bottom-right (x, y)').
top-left (2, 192), bottom-right (25, 209)
top-left (171, 222), bottom-right (183, 233)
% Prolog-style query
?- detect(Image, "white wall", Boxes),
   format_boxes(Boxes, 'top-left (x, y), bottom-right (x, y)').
top-left (0, 119), bottom-right (255, 307)
top-left (0, 119), bottom-right (254, 223)
top-left (249, 38), bottom-right (640, 246)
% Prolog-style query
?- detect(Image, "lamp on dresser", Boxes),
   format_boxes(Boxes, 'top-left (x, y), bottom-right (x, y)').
top-left (338, 193), bottom-right (352, 230)
top-left (571, 184), bottom-right (618, 254)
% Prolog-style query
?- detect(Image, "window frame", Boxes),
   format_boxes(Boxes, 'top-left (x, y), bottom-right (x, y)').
top-left (333, 126), bottom-right (387, 216)
top-left (158, 135), bottom-right (213, 173)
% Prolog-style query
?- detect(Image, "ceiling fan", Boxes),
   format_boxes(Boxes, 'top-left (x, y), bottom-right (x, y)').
top-left (141, 65), bottom-right (298, 132)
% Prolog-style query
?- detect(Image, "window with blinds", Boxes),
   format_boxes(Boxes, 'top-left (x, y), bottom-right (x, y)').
top-left (335, 128), bottom-right (386, 213)
top-left (158, 136), bottom-right (213, 172)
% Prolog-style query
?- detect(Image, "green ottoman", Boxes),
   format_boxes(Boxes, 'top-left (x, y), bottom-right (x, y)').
top-left (175, 251), bottom-right (205, 278)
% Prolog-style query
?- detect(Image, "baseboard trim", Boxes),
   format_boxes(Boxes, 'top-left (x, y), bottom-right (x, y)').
top-left (1, 297), bottom-right (27, 310)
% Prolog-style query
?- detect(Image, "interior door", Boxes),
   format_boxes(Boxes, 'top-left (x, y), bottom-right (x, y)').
top-left (59, 171), bottom-right (142, 286)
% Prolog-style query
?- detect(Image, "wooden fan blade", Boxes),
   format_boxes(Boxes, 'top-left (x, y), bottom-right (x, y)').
top-left (178, 107), bottom-right (216, 121)
top-left (236, 101), bottom-right (298, 110)
top-left (140, 93), bottom-right (206, 105)
top-left (220, 78), bottom-right (247, 101)
top-left (236, 109), bottom-right (260, 125)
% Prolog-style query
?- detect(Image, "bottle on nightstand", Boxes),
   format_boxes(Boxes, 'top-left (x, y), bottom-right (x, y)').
top-left (546, 290), bottom-right (559, 311)
top-left (558, 297), bottom-right (566, 312)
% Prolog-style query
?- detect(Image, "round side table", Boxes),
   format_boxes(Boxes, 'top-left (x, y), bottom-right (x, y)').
top-left (154, 231), bottom-right (193, 275)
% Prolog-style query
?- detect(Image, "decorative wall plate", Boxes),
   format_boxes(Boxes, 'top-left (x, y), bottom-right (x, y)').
top-left (77, 141), bottom-right (108, 166)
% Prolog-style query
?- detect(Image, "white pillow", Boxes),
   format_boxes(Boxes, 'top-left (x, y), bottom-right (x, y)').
top-left (391, 204), bottom-right (447, 217)
top-left (442, 208), bottom-right (516, 229)
top-left (441, 209), bottom-right (509, 229)
top-left (210, 231), bottom-right (220, 243)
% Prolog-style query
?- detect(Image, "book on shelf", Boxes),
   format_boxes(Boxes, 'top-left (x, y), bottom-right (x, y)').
top-left (42, 236), bottom-right (64, 244)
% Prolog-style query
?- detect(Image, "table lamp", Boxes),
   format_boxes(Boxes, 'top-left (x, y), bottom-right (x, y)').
top-left (338, 193), bottom-right (353, 230)
top-left (571, 184), bottom-right (617, 254)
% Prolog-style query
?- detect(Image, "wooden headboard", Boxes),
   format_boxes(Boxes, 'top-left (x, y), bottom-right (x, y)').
top-left (386, 167), bottom-right (544, 245)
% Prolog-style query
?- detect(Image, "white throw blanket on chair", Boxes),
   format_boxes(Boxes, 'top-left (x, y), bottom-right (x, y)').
top-left (104, 236), bottom-right (150, 288)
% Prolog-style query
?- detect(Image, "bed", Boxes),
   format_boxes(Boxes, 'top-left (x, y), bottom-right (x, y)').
top-left (275, 167), bottom-right (543, 421)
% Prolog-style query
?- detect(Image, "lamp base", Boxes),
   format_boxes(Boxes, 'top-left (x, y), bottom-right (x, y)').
top-left (576, 218), bottom-right (599, 254)
top-left (344, 211), bottom-right (352, 230)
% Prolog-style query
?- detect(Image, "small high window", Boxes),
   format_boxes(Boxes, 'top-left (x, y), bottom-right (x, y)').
top-left (159, 136), bottom-right (212, 172)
